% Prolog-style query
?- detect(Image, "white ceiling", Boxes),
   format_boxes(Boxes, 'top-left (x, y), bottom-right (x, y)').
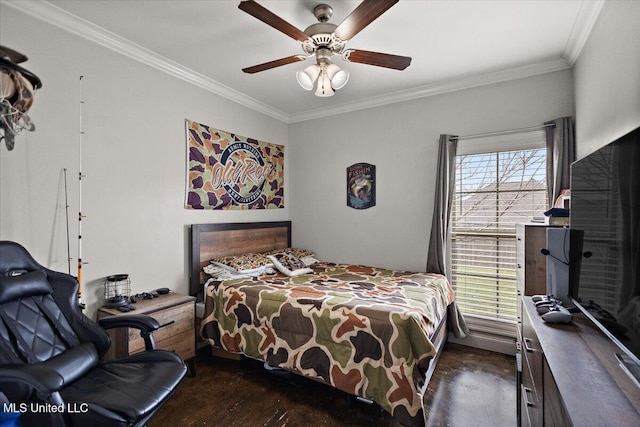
top-left (5, 0), bottom-right (603, 123)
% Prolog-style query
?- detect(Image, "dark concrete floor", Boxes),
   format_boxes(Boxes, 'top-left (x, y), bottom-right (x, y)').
top-left (150, 342), bottom-right (516, 427)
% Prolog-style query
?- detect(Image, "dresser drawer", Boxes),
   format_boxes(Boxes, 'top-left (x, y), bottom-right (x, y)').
top-left (522, 330), bottom-right (543, 387)
top-left (543, 359), bottom-right (571, 426)
top-left (131, 328), bottom-right (195, 360)
top-left (521, 346), bottom-right (543, 426)
top-left (521, 382), bottom-right (541, 427)
top-left (128, 301), bottom-right (194, 342)
top-left (521, 301), bottom-right (543, 427)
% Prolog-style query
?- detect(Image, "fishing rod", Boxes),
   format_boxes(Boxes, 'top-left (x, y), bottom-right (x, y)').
top-left (77, 75), bottom-right (85, 309)
top-left (63, 168), bottom-right (71, 275)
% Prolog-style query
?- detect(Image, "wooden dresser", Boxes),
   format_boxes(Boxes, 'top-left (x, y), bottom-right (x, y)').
top-left (97, 292), bottom-right (196, 373)
top-left (516, 222), bottom-right (640, 425)
top-left (519, 297), bottom-right (640, 426)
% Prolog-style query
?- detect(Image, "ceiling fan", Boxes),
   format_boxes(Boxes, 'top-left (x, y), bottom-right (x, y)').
top-left (238, 0), bottom-right (412, 97)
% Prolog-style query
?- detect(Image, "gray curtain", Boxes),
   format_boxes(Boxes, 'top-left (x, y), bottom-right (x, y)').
top-left (426, 135), bottom-right (468, 338)
top-left (545, 117), bottom-right (575, 207)
top-left (427, 134), bottom-right (457, 275)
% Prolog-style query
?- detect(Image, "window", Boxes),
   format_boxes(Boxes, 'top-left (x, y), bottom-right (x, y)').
top-left (451, 137), bottom-right (547, 322)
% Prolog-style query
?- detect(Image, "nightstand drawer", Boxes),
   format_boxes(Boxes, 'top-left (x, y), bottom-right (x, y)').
top-left (127, 302), bottom-right (194, 342)
top-left (131, 328), bottom-right (195, 360)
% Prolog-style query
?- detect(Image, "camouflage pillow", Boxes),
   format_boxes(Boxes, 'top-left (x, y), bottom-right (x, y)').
top-left (212, 252), bottom-right (272, 272)
top-left (267, 253), bottom-right (313, 277)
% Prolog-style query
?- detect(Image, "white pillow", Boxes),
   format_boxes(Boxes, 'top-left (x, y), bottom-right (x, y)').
top-left (301, 255), bottom-right (320, 266)
top-left (267, 253), bottom-right (313, 277)
top-left (204, 263), bottom-right (268, 280)
top-left (210, 262), bottom-right (267, 275)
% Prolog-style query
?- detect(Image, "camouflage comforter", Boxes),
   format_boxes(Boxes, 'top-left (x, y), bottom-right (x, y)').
top-left (200, 262), bottom-right (457, 426)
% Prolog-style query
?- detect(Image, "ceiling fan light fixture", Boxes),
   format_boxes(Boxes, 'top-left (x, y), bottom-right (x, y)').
top-left (296, 64), bottom-right (320, 90)
top-left (326, 64), bottom-right (349, 90)
top-left (314, 70), bottom-right (334, 97)
top-left (297, 62), bottom-right (346, 96)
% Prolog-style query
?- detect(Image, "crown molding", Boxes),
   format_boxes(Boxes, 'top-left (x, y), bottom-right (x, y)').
top-left (3, 0), bottom-right (599, 125)
top-left (288, 58), bottom-right (571, 123)
top-left (563, 0), bottom-right (605, 65)
top-left (2, 0), bottom-right (290, 123)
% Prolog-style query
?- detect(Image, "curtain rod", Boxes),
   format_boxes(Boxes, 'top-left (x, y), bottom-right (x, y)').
top-left (451, 123), bottom-right (556, 142)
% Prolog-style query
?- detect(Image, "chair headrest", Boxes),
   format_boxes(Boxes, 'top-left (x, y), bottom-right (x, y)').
top-left (0, 241), bottom-right (43, 274)
top-left (0, 269), bottom-right (52, 303)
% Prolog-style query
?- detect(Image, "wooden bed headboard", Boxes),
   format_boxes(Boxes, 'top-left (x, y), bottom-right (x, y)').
top-left (189, 221), bottom-right (291, 298)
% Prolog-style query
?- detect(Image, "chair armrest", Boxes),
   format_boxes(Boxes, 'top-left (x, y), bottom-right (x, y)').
top-left (0, 342), bottom-right (99, 401)
top-left (98, 314), bottom-right (160, 331)
top-left (98, 314), bottom-right (160, 351)
top-left (0, 364), bottom-right (62, 402)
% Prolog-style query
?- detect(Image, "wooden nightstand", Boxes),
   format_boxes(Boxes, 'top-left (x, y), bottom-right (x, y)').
top-left (97, 292), bottom-right (196, 375)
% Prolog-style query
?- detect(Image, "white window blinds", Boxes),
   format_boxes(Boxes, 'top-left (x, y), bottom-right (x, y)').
top-left (451, 146), bottom-right (547, 321)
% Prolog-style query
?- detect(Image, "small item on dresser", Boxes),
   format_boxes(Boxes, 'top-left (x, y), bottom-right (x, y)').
top-left (105, 294), bottom-right (127, 308)
top-left (544, 207), bottom-right (570, 217)
top-left (117, 304), bottom-right (136, 313)
top-left (104, 294), bottom-right (136, 312)
top-left (532, 294), bottom-right (547, 303)
top-left (536, 301), bottom-right (565, 315)
top-left (131, 292), bottom-right (157, 300)
top-left (533, 294), bottom-right (563, 306)
top-left (156, 287), bottom-right (170, 295)
top-left (543, 207), bottom-right (571, 226)
top-left (541, 304), bottom-right (572, 323)
top-left (104, 274), bottom-right (131, 308)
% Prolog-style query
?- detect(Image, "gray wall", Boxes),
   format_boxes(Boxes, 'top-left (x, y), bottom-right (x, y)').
top-left (574, 0), bottom-right (640, 158)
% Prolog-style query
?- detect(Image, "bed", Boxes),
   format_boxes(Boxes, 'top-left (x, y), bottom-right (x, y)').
top-left (190, 221), bottom-right (465, 426)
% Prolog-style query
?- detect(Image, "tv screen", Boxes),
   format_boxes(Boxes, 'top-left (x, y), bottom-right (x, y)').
top-left (570, 126), bottom-right (640, 373)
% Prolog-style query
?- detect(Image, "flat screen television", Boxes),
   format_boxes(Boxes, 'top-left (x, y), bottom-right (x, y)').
top-left (569, 125), bottom-right (640, 385)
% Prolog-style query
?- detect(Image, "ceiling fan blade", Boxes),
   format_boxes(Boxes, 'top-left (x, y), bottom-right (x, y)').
top-left (238, 0), bottom-right (309, 42)
top-left (344, 49), bottom-right (411, 70)
top-left (242, 55), bottom-right (306, 74)
top-left (334, 0), bottom-right (399, 41)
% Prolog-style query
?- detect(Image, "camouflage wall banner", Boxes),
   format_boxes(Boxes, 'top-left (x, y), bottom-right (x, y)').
top-left (185, 120), bottom-right (284, 210)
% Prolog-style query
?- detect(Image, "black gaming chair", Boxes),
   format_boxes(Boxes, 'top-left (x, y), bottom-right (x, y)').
top-left (0, 241), bottom-right (187, 427)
